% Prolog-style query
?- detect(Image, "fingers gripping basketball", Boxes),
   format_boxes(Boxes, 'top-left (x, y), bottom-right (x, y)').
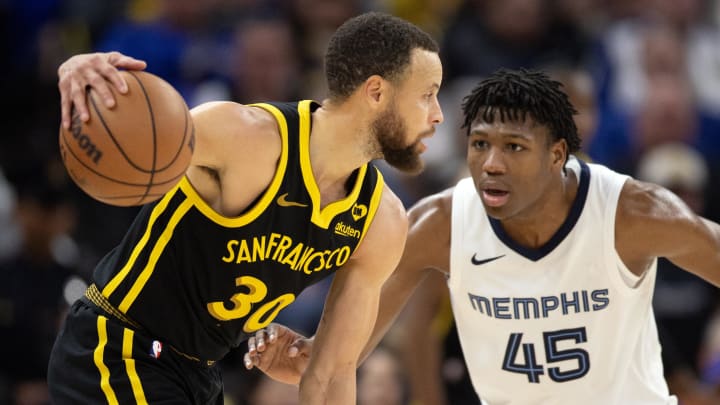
top-left (59, 70), bottom-right (194, 206)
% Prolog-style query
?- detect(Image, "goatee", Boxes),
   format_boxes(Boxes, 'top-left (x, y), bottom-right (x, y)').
top-left (372, 107), bottom-right (424, 174)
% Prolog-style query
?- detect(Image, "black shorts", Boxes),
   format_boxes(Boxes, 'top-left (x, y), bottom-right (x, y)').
top-left (48, 299), bottom-right (224, 404)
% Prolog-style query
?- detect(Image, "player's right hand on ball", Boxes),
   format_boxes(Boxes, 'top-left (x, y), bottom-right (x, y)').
top-left (58, 51), bottom-right (147, 130)
top-left (244, 323), bottom-right (313, 385)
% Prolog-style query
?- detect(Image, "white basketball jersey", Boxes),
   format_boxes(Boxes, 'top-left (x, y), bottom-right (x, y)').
top-left (448, 157), bottom-right (677, 405)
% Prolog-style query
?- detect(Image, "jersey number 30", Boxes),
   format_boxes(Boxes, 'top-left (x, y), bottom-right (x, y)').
top-left (206, 276), bottom-right (296, 333)
top-left (502, 327), bottom-right (590, 383)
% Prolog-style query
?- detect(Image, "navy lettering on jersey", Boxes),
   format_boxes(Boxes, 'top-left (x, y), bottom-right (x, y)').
top-left (467, 289), bottom-right (610, 319)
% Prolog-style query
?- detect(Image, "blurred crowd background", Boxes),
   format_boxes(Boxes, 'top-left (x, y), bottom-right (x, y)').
top-left (1, 0), bottom-right (720, 404)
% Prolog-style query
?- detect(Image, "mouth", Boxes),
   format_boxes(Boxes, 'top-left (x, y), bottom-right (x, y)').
top-left (481, 187), bottom-right (510, 207)
top-left (414, 131), bottom-right (434, 153)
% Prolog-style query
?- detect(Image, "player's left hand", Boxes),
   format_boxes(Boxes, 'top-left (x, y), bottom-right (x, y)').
top-left (57, 51), bottom-right (147, 130)
top-left (243, 323), bottom-right (313, 385)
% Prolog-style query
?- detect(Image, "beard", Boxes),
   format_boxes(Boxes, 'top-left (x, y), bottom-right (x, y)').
top-left (371, 105), bottom-right (424, 174)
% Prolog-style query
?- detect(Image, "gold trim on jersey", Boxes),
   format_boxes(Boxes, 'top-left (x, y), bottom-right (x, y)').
top-left (297, 100), bottom-right (368, 229)
top-left (94, 316), bottom-right (119, 405)
top-left (122, 328), bottom-right (148, 404)
top-left (92, 316), bottom-right (148, 405)
top-left (356, 168), bottom-right (385, 248)
top-left (102, 185), bottom-right (183, 298)
top-left (87, 284), bottom-right (141, 329)
top-left (118, 198), bottom-right (194, 313)
top-left (179, 102), bottom-right (290, 227)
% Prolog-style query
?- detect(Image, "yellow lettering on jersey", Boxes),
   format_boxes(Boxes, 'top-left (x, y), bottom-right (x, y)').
top-left (220, 235), bottom-right (352, 275)
top-left (327, 246), bottom-right (351, 269)
top-left (207, 277), bottom-right (297, 329)
top-left (281, 242), bottom-right (304, 269)
top-left (336, 246), bottom-right (351, 267)
top-left (272, 236), bottom-right (293, 261)
top-left (243, 293), bottom-right (296, 333)
top-left (235, 239), bottom-right (252, 264)
top-left (252, 236), bottom-right (266, 261)
top-left (207, 276), bottom-right (267, 321)
top-left (303, 251), bottom-right (325, 274)
top-left (266, 233), bottom-right (281, 257)
top-left (294, 246), bottom-right (315, 271)
top-left (222, 240), bottom-right (239, 263)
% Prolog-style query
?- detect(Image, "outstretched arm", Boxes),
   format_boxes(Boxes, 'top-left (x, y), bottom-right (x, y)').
top-left (297, 184), bottom-right (408, 404)
top-left (358, 189), bottom-right (453, 362)
top-left (245, 188), bottom-right (454, 387)
top-left (388, 269), bottom-right (450, 405)
top-left (616, 179), bottom-right (720, 283)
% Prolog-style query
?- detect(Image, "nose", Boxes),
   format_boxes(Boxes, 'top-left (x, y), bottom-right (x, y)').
top-left (430, 97), bottom-right (444, 125)
top-left (482, 147), bottom-right (506, 175)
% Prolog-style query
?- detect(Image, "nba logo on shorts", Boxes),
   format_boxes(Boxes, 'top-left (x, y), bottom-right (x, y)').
top-left (150, 340), bottom-right (163, 359)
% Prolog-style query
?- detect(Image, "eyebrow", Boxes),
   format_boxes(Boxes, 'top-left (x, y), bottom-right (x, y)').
top-left (469, 130), bottom-right (532, 141)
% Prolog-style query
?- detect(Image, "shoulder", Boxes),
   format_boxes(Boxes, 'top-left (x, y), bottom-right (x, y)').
top-left (371, 183), bottom-right (409, 239)
top-left (345, 184), bottom-right (408, 280)
top-left (397, 187), bottom-right (455, 274)
top-left (616, 178), bottom-right (691, 228)
top-left (191, 101), bottom-right (278, 136)
top-left (350, 183), bottom-right (408, 261)
top-left (189, 101), bottom-right (281, 167)
top-left (615, 177), bottom-right (697, 272)
top-left (372, 184), bottom-right (455, 237)
top-left (408, 186), bottom-right (453, 230)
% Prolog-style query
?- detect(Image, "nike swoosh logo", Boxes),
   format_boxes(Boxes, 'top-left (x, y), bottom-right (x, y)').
top-left (276, 193), bottom-right (308, 208)
top-left (471, 254), bottom-right (506, 265)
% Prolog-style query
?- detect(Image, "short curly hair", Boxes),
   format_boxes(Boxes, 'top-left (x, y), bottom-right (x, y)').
top-left (461, 68), bottom-right (582, 154)
top-left (325, 12), bottom-right (439, 101)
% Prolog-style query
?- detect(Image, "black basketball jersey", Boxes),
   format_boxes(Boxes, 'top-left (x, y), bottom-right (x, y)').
top-left (91, 100), bottom-right (385, 361)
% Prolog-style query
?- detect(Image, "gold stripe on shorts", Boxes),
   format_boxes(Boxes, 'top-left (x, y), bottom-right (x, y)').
top-left (85, 284), bottom-right (141, 330)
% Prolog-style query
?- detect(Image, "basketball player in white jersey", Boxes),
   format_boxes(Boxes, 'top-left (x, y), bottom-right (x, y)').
top-left (243, 69), bottom-right (720, 404)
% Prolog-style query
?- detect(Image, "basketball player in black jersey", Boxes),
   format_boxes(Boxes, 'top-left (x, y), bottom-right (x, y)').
top-left (48, 12), bottom-right (443, 404)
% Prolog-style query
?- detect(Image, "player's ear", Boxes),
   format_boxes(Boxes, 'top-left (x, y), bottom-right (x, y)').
top-left (551, 138), bottom-right (568, 168)
top-left (363, 75), bottom-right (389, 107)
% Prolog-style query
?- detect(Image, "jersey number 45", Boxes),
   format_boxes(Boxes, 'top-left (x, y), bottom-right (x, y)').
top-left (502, 327), bottom-right (590, 383)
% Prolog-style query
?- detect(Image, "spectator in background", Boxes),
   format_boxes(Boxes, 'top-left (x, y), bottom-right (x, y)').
top-left (378, 0), bottom-right (462, 39)
top-left (96, 0), bottom-right (227, 102)
top-left (591, 73), bottom-right (702, 175)
top-left (287, 0), bottom-right (364, 100)
top-left (227, 14), bottom-right (301, 103)
top-left (247, 375), bottom-right (299, 405)
top-left (0, 167), bottom-right (19, 262)
top-left (193, 11), bottom-right (302, 105)
top-left (700, 309), bottom-right (720, 398)
top-left (440, 0), bottom-right (591, 85)
top-left (594, 1), bottom-right (720, 163)
top-left (0, 161), bottom-right (85, 405)
top-left (550, 68), bottom-right (599, 157)
top-left (357, 345), bottom-right (408, 405)
top-left (636, 143), bottom-right (720, 404)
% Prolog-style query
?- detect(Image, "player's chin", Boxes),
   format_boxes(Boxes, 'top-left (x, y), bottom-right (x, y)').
top-left (391, 153), bottom-right (425, 174)
top-left (482, 202), bottom-right (513, 220)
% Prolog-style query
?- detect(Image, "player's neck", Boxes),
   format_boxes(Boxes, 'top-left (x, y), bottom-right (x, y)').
top-left (306, 101), bottom-right (373, 204)
top-left (500, 170), bottom-right (579, 249)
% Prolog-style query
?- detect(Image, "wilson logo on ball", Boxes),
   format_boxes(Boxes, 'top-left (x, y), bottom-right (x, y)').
top-left (70, 113), bottom-right (103, 164)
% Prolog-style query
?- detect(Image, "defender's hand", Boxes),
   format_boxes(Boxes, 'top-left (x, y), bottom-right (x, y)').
top-left (58, 51), bottom-right (147, 130)
top-left (243, 323), bottom-right (313, 385)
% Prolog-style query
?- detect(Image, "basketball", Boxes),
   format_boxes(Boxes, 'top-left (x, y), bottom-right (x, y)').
top-left (59, 70), bottom-right (194, 206)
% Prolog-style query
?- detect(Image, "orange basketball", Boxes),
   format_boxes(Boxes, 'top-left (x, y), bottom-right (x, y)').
top-left (59, 70), bottom-right (194, 206)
